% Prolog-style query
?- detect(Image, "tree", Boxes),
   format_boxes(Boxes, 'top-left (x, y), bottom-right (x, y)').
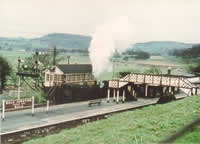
top-left (171, 45), bottom-right (200, 76)
top-left (20, 52), bottom-right (63, 91)
top-left (135, 51), bottom-right (150, 59)
top-left (188, 63), bottom-right (200, 76)
top-left (0, 56), bottom-right (12, 89)
top-left (113, 49), bottom-right (121, 58)
top-left (144, 67), bottom-right (162, 74)
top-left (118, 69), bottom-right (141, 78)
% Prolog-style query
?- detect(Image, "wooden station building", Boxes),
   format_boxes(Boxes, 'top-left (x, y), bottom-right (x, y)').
top-left (44, 64), bottom-right (94, 87)
top-left (44, 64), bottom-right (103, 104)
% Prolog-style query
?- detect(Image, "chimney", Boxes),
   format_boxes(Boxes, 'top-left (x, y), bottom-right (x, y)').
top-left (53, 46), bottom-right (56, 66)
top-left (168, 67), bottom-right (171, 76)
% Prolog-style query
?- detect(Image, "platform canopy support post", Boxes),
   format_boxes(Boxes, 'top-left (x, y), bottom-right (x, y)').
top-left (122, 89), bottom-right (125, 103)
top-left (113, 89), bottom-right (116, 102)
top-left (175, 87), bottom-right (178, 92)
top-left (145, 85), bottom-right (148, 97)
top-left (107, 88), bottom-right (110, 103)
top-left (195, 88), bottom-right (198, 95)
top-left (191, 88), bottom-right (194, 96)
top-left (163, 87), bottom-right (166, 94)
top-left (116, 89), bottom-right (119, 104)
top-left (132, 89), bottom-right (135, 97)
top-left (169, 87), bottom-right (171, 93)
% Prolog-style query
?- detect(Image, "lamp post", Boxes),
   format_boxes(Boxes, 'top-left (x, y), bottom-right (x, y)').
top-left (17, 57), bottom-right (22, 99)
top-left (112, 60), bottom-right (116, 80)
top-left (67, 56), bottom-right (70, 64)
top-left (0, 72), bottom-right (2, 94)
top-left (168, 67), bottom-right (171, 76)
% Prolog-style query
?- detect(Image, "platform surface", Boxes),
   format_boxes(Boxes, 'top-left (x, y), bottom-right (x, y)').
top-left (0, 98), bottom-right (159, 135)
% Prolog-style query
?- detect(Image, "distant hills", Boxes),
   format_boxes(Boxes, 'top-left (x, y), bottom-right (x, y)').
top-left (0, 33), bottom-right (91, 50)
top-left (0, 33), bottom-right (194, 55)
top-left (33, 33), bottom-right (91, 49)
top-left (132, 41), bottom-right (193, 55)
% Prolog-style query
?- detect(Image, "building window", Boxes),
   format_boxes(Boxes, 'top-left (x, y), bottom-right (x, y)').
top-left (54, 74), bottom-right (58, 81)
top-left (46, 74), bottom-right (50, 81)
top-left (50, 75), bottom-right (53, 81)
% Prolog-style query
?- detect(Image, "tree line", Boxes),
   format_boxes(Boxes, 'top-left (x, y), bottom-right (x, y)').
top-left (122, 50), bottom-right (150, 60)
top-left (170, 44), bottom-right (200, 75)
top-left (170, 44), bottom-right (200, 58)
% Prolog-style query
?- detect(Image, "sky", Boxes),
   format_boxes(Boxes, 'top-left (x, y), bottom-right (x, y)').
top-left (1, 0), bottom-right (200, 43)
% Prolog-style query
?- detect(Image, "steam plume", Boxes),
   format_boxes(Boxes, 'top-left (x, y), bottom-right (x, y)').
top-left (89, 16), bottom-right (134, 77)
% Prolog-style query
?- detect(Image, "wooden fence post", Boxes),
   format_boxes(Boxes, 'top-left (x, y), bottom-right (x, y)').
top-left (46, 100), bottom-right (49, 114)
top-left (32, 96), bottom-right (34, 116)
top-left (2, 100), bottom-right (5, 120)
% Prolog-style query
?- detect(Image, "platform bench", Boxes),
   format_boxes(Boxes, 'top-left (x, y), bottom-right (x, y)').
top-left (88, 99), bottom-right (102, 107)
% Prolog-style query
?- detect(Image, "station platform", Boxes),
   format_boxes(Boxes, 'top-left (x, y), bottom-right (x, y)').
top-left (1, 97), bottom-right (159, 135)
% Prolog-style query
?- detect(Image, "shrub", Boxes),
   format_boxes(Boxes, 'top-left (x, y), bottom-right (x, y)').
top-left (144, 67), bottom-right (162, 74)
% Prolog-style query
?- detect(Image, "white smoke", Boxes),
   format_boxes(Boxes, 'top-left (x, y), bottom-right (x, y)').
top-left (89, 16), bottom-right (134, 77)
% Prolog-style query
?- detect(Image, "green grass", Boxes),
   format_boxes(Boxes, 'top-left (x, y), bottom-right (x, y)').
top-left (60, 53), bottom-right (90, 64)
top-left (175, 125), bottom-right (200, 144)
top-left (1, 50), bottom-right (188, 78)
top-left (24, 95), bottom-right (200, 144)
top-left (0, 50), bottom-right (33, 68)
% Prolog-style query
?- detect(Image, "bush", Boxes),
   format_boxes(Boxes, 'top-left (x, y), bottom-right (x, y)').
top-left (118, 71), bottom-right (131, 78)
top-left (23, 90), bottom-right (46, 104)
top-left (135, 51), bottom-right (150, 59)
top-left (144, 67), bottom-right (162, 74)
top-left (0, 56), bottom-right (12, 89)
top-left (123, 56), bottom-right (129, 61)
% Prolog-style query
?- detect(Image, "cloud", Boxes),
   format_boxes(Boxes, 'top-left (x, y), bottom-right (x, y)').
top-left (1, 0), bottom-right (200, 43)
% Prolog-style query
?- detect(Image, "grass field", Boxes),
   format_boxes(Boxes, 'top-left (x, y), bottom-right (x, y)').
top-left (0, 50), bottom-right (33, 67)
top-left (0, 50), bottom-right (190, 82)
top-left (176, 125), bottom-right (200, 143)
top-left (24, 95), bottom-right (200, 144)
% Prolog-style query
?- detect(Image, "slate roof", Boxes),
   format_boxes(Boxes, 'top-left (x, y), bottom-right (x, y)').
top-left (57, 64), bottom-right (92, 73)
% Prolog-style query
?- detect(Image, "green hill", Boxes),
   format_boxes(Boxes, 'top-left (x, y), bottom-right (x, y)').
top-left (132, 41), bottom-right (193, 55)
top-left (0, 33), bottom-right (91, 50)
top-left (33, 33), bottom-right (91, 49)
top-left (0, 33), bottom-right (194, 55)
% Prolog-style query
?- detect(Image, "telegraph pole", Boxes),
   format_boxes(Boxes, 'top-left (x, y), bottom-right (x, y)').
top-left (112, 60), bottom-right (115, 79)
top-left (67, 56), bottom-right (70, 64)
top-left (53, 46), bottom-right (56, 66)
top-left (17, 57), bottom-right (22, 99)
top-left (0, 71), bottom-right (2, 94)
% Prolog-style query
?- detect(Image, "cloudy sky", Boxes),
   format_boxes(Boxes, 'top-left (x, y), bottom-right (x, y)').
top-left (1, 0), bottom-right (200, 43)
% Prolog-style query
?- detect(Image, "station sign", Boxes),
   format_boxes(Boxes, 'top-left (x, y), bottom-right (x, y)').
top-left (1, 97), bottom-right (51, 120)
top-left (4, 98), bottom-right (33, 112)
